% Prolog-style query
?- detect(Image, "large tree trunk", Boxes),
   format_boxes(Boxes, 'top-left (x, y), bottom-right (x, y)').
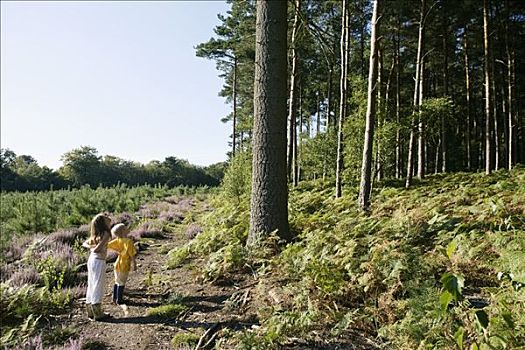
top-left (248, 0), bottom-right (291, 245)
top-left (406, 0), bottom-right (425, 188)
top-left (358, 0), bottom-right (381, 210)
top-left (335, 0), bottom-right (349, 198)
top-left (483, 0), bottom-right (492, 175)
top-left (287, 0), bottom-right (301, 182)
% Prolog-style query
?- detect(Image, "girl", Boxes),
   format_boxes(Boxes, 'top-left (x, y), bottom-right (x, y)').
top-left (83, 213), bottom-right (112, 321)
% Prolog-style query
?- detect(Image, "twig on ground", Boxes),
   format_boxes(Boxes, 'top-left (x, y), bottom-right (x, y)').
top-left (195, 323), bottom-right (220, 350)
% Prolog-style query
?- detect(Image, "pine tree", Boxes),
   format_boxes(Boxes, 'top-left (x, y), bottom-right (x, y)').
top-left (248, 0), bottom-right (291, 245)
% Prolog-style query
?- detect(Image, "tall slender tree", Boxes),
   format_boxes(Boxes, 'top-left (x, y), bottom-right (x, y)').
top-left (406, 0), bottom-right (426, 187)
top-left (464, 27), bottom-right (472, 170)
top-left (505, 0), bottom-right (514, 170)
top-left (358, 0), bottom-right (381, 210)
top-left (395, 12), bottom-right (402, 179)
top-left (287, 0), bottom-right (301, 183)
top-left (483, 0), bottom-right (493, 175)
top-left (248, 0), bottom-right (291, 245)
top-left (441, 3), bottom-right (449, 173)
top-left (335, 0), bottom-right (349, 198)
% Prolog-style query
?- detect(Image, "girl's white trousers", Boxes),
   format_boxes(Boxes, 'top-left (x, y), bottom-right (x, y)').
top-left (86, 254), bottom-right (106, 304)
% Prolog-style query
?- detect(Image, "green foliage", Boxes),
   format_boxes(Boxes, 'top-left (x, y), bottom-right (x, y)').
top-left (300, 130), bottom-right (337, 181)
top-left (420, 98), bottom-right (455, 136)
top-left (171, 332), bottom-right (201, 348)
top-left (0, 184), bottom-right (191, 245)
top-left (1, 147), bottom-right (223, 192)
top-left (221, 151), bottom-right (252, 205)
top-left (36, 256), bottom-right (68, 295)
top-left (439, 272), bottom-right (464, 312)
top-left (204, 242), bottom-right (246, 281)
top-left (342, 76), bottom-right (368, 183)
top-left (200, 167), bottom-right (525, 348)
top-left (167, 246), bottom-right (191, 269)
top-left (147, 303), bottom-right (187, 318)
top-left (0, 283), bottom-right (72, 347)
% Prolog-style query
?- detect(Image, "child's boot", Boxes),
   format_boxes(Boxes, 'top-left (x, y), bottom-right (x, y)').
top-left (86, 303), bottom-right (94, 320)
top-left (112, 284), bottom-right (118, 304)
top-left (92, 303), bottom-right (110, 321)
top-left (116, 285), bottom-right (125, 305)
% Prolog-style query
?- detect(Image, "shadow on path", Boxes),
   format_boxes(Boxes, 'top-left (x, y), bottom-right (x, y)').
top-left (102, 316), bottom-right (259, 331)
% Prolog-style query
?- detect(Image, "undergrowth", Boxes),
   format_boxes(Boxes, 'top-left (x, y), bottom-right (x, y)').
top-left (178, 166), bottom-right (525, 349)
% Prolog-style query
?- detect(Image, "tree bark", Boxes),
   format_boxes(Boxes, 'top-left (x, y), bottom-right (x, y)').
top-left (417, 57), bottom-right (425, 179)
top-left (464, 29), bottom-right (471, 170)
top-left (483, 0), bottom-right (492, 175)
top-left (232, 58), bottom-right (237, 157)
top-left (335, 0), bottom-right (349, 198)
top-left (287, 0), bottom-right (301, 182)
top-left (296, 86), bottom-right (303, 185)
top-left (316, 91), bottom-right (321, 135)
top-left (492, 58), bottom-right (499, 170)
top-left (406, 0), bottom-right (425, 188)
top-left (505, 0), bottom-right (513, 170)
top-left (248, 0), bottom-right (291, 245)
top-left (441, 8), bottom-right (449, 173)
top-left (358, 0), bottom-right (381, 210)
top-left (327, 66), bottom-right (333, 130)
top-left (375, 47), bottom-right (383, 181)
top-left (507, 52), bottom-right (514, 169)
top-left (395, 15), bottom-right (402, 179)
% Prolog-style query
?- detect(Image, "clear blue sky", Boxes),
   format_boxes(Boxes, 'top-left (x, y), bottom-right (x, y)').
top-left (1, 0), bottom-right (232, 169)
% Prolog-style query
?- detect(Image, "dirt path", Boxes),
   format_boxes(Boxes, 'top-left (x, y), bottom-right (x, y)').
top-left (69, 198), bottom-right (256, 350)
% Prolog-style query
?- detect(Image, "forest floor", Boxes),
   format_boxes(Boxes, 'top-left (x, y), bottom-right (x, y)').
top-left (69, 198), bottom-right (258, 350)
top-left (66, 197), bottom-right (380, 350)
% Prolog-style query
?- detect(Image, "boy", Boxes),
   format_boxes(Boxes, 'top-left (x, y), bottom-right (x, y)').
top-left (108, 223), bottom-right (137, 305)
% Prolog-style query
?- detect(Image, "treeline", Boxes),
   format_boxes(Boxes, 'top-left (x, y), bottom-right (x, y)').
top-left (0, 146), bottom-right (225, 192)
top-left (197, 0), bottom-right (525, 189)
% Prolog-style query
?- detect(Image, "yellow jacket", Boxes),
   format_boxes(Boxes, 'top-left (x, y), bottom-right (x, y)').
top-left (108, 237), bottom-right (137, 273)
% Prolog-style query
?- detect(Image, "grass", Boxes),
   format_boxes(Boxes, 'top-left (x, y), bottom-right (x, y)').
top-left (171, 331), bottom-right (201, 348)
top-left (147, 303), bottom-right (188, 318)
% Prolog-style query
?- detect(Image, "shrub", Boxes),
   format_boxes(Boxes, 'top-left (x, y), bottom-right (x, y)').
top-left (185, 224), bottom-right (203, 239)
top-left (8, 266), bottom-right (42, 287)
top-left (221, 152), bottom-right (251, 205)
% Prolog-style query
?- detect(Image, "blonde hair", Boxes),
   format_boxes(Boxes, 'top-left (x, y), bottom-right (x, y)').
top-left (88, 213), bottom-right (111, 245)
top-left (111, 223), bottom-right (128, 238)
